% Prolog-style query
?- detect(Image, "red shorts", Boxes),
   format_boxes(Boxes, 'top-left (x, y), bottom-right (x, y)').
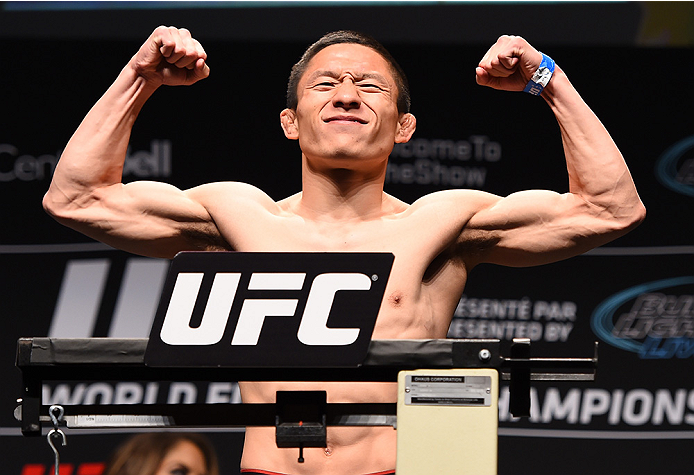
top-left (240, 471), bottom-right (395, 475)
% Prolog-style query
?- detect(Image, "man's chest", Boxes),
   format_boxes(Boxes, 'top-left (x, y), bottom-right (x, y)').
top-left (223, 213), bottom-right (403, 253)
top-left (216, 215), bottom-right (466, 338)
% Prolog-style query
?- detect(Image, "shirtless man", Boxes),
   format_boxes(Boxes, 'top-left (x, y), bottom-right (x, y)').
top-left (43, 26), bottom-right (645, 475)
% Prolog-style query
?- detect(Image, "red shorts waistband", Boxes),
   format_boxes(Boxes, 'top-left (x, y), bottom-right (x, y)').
top-left (241, 470), bottom-right (395, 475)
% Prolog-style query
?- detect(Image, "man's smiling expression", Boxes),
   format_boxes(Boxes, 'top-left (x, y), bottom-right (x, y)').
top-left (281, 43), bottom-right (415, 166)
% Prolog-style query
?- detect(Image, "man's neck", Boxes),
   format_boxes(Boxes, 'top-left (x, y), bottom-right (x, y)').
top-left (297, 154), bottom-right (390, 222)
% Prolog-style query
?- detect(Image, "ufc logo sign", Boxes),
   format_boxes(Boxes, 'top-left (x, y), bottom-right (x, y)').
top-left (160, 272), bottom-right (370, 346)
top-left (145, 252), bottom-right (393, 367)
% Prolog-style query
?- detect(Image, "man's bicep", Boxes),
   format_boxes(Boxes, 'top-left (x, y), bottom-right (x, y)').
top-left (55, 180), bottom-right (224, 258)
top-left (463, 189), bottom-right (599, 267)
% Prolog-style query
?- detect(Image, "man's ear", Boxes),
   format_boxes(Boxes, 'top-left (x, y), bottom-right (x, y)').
top-left (395, 113), bottom-right (416, 143)
top-left (280, 109), bottom-right (299, 140)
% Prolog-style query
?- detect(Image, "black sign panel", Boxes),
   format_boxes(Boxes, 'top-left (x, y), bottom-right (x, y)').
top-left (145, 252), bottom-right (393, 368)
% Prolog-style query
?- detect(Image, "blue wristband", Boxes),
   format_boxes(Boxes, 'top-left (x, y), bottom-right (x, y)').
top-left (523, 52), bottom-right (555, 96)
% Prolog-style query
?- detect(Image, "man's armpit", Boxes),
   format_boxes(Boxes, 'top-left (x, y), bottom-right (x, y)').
top-left (180, 223), bottom-right (233, 252)
top-left (453, 228), bottom-right (502, 265)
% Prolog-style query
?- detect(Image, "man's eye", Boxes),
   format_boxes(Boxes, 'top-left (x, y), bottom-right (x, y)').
top-left (360, 83), bottom-right (383, 91)
top-left (170, 468), bottom-right (189, 475)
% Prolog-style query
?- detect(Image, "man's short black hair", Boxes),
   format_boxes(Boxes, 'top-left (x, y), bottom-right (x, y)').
top-left (286, 30), bottom-right (411, 114)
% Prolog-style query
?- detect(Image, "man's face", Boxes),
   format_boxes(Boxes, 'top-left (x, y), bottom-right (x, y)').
top-left (281, 43), bottom-right (414, 166)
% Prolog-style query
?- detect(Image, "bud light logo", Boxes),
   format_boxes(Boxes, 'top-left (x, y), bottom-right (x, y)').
top-left (655, 135), bottom-right (694, 197)
top-left (591, 277), bottom-right (694, 359)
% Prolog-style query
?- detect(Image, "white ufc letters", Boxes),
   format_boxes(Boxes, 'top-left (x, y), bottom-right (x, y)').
top-left (230, 272), bottom-right (305, 345)
top-left (297, 273), bottom-right (370, 345)
top-left (159, 272), bottom-right (370, 346)
top-left (160, 272), bottom-right (241, 345)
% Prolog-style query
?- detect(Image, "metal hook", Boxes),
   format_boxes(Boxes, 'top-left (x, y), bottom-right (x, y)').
top-left (47, 429), bottom-right (67, 472)
top-left (47, 405), bottom-right (66, 475)
top-left (49, 405), bottom-right (64, 429)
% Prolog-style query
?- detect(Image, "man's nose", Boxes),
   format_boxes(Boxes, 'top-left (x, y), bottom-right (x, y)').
top-left (332, 79), bottom-right (361, 109)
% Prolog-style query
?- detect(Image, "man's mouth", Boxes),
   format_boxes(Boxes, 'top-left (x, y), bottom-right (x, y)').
top-left (324, 115), bottom-right (368, 124)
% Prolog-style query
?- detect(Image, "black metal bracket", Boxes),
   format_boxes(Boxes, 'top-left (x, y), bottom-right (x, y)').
top-left (501, 338), bottom-right (599, 418)
top-left (509, 339), bottom-right (532, 418)
top-left (275, 391), bottom-right (328, 463)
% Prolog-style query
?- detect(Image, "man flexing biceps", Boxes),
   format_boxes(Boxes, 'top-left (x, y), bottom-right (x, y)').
top-left (44, 26), bottom-right (645, 475)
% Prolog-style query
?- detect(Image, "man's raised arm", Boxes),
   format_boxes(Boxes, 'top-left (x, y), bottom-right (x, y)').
top-left (43, 26), bottom-right (227, 258)
top-left (462, 35), bottom-right (646, 267)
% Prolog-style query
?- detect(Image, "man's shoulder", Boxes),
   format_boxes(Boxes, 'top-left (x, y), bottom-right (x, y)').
top-left (383, 189), bottom-right (503, 237)
top-left (187, 181), bottom-right (283, 214)
top-left (188, 181), bottom-right (275, 201)
top-left (409, 189), bottom-right (499, 212)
